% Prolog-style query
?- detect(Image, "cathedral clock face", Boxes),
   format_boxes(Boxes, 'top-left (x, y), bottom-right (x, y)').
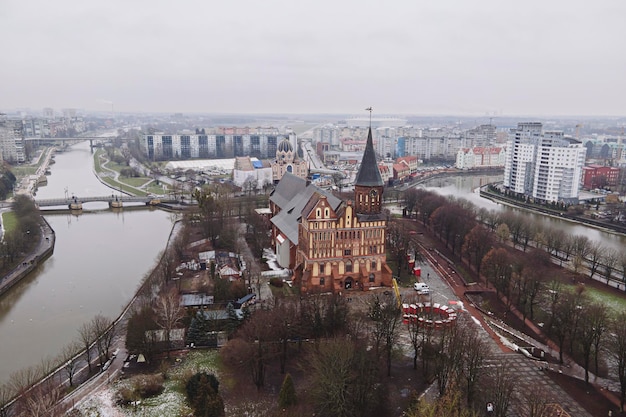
top-left (370, 189), bottom-right (378, 198)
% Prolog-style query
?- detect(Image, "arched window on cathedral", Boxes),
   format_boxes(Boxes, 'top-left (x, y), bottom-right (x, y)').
top-left (345, 260), bottom-right (353, 273)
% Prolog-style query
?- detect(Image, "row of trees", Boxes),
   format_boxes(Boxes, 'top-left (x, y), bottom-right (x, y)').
top-left (405, 187), bottom-right (626, 286)
top-left (0, 314), bottom-right (116, 417)
top-left (0, 167), bottom-right (16, 201)
top-left (0, 195), bottom-right (43, 272)
top-left (404, 187), bottom-right (626, 410)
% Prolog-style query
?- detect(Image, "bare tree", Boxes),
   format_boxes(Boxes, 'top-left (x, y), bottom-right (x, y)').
top-left (91, 315), bottom-right (117, 368)
top-left (516, 265), bottom-right (545, 322)
top-left (18, 379), bottom-right (63, 417)
top-left (78, 321), bottom-right (96, 374)
top-left (460, 324), bottom-right (488, 409)
top-left (403, 188), bottom-right (419, 217)
top-left (495, 223), bottom-right (510, 243)
top-left (487, 361), bottom-right (517, 417)
top-left (221, 308), bottom-right (277, 391)
top-left (545, 227), bottom-right (565, 258)
top-left (368, 294), bottom-right (402, 377)
top-left (586, 241), bottom-right (604, 280)
top-left (560, 233), bottom-right (576, 266)
top-left (433, 322), bottom-right (465, 397)
top-left (602, 247), bottom-right (619, 284)
top-left (520, 380), bottom-right (552, 417)
top-left (517, 217), bottom-right (535, 252)
top-left (154, 288), bottom-right (185, 357)
top-left (307, 337), bottom-right (384, 417)
top-left (572, 235), bottom-right (592, 262)
top-left (590, 303), bottom-right (609, 378)
top-left (610, 311), bottom-right (626, 412)
top-left (481, 248), bottom-right (511, 296)
top-left (462, 224), bottom-right (493, 276)
top-left (620, 252), bottom-right (626, 288)
top-left (0, 383), bottom-right (14, 417)
top-left (59, 341), bottom-right (82, 387)
top-left (9, 365), bottom-right (42, 399)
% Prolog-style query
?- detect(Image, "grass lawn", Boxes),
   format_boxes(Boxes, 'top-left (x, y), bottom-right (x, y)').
top-left (1, 211), bottom-right (18, 234)
top-left (78, 350), bottom-right (222, 417)
top-left (121, 177), bottom-right (152, 188)
top-left (11, 165), bottom-right (38, 177)
top-left (94, 150), bottom-right (171, 195)
top-left (145, 182), bottom-right (169, 195)
top-left (269, 282), bottom-right (298, 298)
top-left (569, 282), bottom-right (626, 317)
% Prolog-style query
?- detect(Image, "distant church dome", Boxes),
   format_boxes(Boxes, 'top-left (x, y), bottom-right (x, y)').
top-left (276, 138), bottom-right (295, 164)
top-left (277, 139), bottom-right (293, 153)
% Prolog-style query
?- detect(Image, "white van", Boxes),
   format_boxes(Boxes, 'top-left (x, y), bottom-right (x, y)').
top-left (413, 282), bottom-right (430, 295)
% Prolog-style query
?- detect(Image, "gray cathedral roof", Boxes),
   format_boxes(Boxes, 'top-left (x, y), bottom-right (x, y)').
top-left (354, 128), bottom-right (383, 187)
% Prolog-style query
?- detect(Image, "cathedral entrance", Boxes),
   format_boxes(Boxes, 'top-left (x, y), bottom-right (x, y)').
top-left (344, 277), bottom-right (354, 289)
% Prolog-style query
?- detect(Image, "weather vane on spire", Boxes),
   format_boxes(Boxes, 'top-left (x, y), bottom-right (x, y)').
top-left (365, 107), bottom-right (372, 128)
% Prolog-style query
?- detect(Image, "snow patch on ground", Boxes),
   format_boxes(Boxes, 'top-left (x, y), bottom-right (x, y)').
top-left (76, 389), bottom-right (125, 417)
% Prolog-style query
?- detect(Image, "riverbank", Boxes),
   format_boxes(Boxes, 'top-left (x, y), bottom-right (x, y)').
top-left (0, 217), bottom-right (55, 296)
top-left (480, 187), bottom-right (626, 237)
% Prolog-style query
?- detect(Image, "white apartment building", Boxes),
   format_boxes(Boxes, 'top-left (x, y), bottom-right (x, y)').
top-left (503, 123), bottom-right (585, 203)
top-left (456, 147), bottom-right (506, 169)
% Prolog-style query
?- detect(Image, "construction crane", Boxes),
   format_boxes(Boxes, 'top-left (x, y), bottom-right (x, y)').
top-left (392, 277), bottom-right (402, 308)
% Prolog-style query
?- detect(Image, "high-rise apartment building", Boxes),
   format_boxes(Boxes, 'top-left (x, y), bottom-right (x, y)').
top-left (503, 122), bottom-right (585, 203)
top-left (0, 117), bottom-right (25, 163)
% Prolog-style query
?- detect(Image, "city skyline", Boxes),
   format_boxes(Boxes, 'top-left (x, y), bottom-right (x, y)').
top-left (1, 0), bottom-right (625, 116)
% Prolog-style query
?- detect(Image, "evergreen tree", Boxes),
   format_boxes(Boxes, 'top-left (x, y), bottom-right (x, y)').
top-left (278, 373), bottom-right (297, 408)
top-left (186, 372), bottom-right (223, 417)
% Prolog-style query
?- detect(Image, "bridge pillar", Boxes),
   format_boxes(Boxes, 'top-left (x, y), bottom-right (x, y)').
top-left (89, 139), bottom-right (93, 148)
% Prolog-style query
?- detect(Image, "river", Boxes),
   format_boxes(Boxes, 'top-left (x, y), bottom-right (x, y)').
top-left (0, 142), bottom-right (175, 385)
top-left (421, 174), bottom-right (626, 251)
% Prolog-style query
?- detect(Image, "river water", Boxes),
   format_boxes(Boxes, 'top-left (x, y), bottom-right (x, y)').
top-left (421, 174), bottom-right (626, 251)
top-left (0, 142), bottom-right (175, 385)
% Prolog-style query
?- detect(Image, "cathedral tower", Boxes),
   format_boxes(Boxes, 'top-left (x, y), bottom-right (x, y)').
top-left (354, 128), bottom-right (383, 215)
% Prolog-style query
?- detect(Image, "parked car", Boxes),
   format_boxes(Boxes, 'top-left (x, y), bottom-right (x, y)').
top-left (413, 282), bottom-right (430, 295)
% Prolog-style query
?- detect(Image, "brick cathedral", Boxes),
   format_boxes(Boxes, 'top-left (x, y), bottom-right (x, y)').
top-left (269, 128), bottom-right (392, 293)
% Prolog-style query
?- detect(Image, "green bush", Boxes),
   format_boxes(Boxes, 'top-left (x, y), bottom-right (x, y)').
top-left (134, 374), bottom-right (165, 398)
top-left (114, 387), bottom-right (137, 406)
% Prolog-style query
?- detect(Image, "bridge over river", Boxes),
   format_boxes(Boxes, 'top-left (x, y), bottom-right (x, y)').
top-left (34, 195), bottom-right (162, 208)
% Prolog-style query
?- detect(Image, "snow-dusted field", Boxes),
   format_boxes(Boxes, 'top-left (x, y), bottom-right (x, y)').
top-left (74, 351), bottom-right (219, 417)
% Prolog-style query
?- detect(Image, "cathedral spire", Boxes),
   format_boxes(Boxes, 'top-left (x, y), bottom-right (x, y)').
top-left (354, 127), bottom-right (383, 187)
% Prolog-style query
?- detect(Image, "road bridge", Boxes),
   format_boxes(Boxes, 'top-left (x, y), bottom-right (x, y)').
top-left (35, 195), bottom-right (157, 208)
top-left (24, 137), bottom-right (115, 148)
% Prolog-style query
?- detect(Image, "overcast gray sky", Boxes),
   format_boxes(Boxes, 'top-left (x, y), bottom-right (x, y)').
top-left (1, 0), bottom-right (624, 116)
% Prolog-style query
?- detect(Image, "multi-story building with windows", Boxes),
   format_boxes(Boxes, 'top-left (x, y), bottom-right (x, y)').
top-left (503, 122), bottom-right (585, 204)
top-left (269, 128), bottom-right (392, 293)
top-left (456, 146), bottom-right (506, 169)
top-left (140, 132), bottom-right (292, 161)
top-left (0, 117), bottom-right (25, 163)
top-left (582, 165), bottom-right (621, 189)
